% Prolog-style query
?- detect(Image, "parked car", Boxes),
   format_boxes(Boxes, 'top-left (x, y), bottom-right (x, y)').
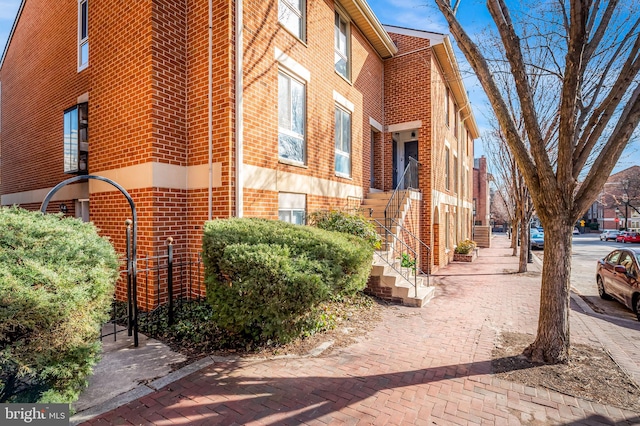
top-left (573, 227), bottom-right (580, 235)
top-left (596, 248), bottom-right (640, 321)
top-left (600, 230), bottom-right (620, 241)
top-left (530, 230), bottom-right (544, 249)
top-left (616, 231), bottom-right (629, 243)
top-left (622, 232), bottom-right (640, 244)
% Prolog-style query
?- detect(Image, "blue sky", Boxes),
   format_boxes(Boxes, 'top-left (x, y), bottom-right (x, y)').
top-left (0, 0), bottom-right (20, 59)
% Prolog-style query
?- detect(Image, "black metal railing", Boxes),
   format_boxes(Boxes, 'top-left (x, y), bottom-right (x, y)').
top-left (102, 238), bottom-right (203, 343)
top-left (371, 218), bottom-right (431, 297)
top-left (384, 157), bottom-right (419, 230)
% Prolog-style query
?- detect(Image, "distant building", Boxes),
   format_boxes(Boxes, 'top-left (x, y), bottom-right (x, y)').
top-left (473, 156), bottom-right (491, 226)
top-left (473, 156), bottom-right (491, 247)
top-left (589, 166), bottom-right (640, 231)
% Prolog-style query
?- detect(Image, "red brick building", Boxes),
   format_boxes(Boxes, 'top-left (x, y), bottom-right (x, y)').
top-left (0, 1), bottom-right (478, 288)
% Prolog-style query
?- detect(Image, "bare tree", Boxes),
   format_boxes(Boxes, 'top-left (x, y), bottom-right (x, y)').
top-left (435, 0), bottom-right (640, 363)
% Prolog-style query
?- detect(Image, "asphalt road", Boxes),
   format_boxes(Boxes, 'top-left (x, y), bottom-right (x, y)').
top-left (569, 233), bottom-right (638, 321)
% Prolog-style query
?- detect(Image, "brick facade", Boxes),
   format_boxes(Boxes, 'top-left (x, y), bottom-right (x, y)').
top-left (1, 0), bottom-right (479, 303)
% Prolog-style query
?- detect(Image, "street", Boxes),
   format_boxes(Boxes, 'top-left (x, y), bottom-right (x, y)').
top-left (569, 233), bottom-right (638, 321)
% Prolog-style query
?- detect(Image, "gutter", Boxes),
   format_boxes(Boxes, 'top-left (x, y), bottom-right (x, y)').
top-left (235, 0), bottom-right (244, 217)
top-left (207, 0), bottom-right (213, 220)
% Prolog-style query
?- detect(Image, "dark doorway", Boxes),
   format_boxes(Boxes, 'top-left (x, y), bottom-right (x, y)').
top-left (404, 140), bottom-right (418, 165)
top-left (404, 140), bottom-right (418, 189)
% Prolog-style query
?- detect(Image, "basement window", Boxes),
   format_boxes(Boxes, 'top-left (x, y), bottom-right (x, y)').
top-left (278, 192), bottom-right (306, 225)
top-left (64, 103), bottom-right (88, 174)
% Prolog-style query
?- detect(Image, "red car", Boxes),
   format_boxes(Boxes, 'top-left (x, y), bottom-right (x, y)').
top-left (622, 232), bottom-right (640, 243)
top-left (596, 248), bottom-right (640, 321)
top-left (616, 231), bottom-right (629, 243)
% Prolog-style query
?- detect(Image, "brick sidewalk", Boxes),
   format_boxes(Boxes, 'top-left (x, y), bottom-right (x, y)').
top-left (82, 235), bottom-right (640, 425)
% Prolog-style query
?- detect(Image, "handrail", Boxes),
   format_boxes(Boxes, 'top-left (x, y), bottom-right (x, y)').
top-left (371, 218), bottom-right (431, 297)
top-left (384, 157), bottom-right (419, 230)
top-left (387, 217), bottom-right (432, 281)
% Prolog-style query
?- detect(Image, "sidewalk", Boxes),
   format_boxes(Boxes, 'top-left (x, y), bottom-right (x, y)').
top-left (77, 235), bottom-right (640, 425)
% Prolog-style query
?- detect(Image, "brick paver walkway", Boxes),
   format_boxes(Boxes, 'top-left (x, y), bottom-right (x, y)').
top-left (83, 235), bottom-right (640, 425)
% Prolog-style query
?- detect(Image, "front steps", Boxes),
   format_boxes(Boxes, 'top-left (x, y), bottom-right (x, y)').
top-left (362, 190), bottom-right (434, 307)
top-left (367, 260), bottom-right (435, 307)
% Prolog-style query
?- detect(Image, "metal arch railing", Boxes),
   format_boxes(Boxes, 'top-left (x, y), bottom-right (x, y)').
top-left (40, 174), bottom-right (140, 347)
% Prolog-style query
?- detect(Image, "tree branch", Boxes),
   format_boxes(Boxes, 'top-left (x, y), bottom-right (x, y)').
top-left (574, 83), bottom-right (640, 218)
top-left (433, 0), bottom-right (541, 197)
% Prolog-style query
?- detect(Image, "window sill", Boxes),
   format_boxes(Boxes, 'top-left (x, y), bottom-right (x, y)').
top-left (279, 159), bottom-right (308, 169)
top-left (277, 22), bottom-right (308, 47)
top-left (335, 173), bottom-right (352, 180)
top-left (335, 71), bottom-right (353, 86)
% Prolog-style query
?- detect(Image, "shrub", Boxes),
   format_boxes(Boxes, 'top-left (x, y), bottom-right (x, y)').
top-left (454, 239), bottom-right (477, 255)
top-left (308, 210), bottom-right (382, 249)
top-left (202, 218), bottom-right (373, 343)
top-left (0, 207), bottom-right (119, 403)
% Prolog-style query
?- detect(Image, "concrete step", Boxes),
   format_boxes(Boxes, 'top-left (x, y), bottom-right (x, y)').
top-left (365, 192), bottom-right (394, 200)
top-left (370, 259), bottom-right (434, 308)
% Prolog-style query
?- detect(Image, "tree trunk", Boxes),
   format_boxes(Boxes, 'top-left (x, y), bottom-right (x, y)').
top-left (524, 219), bottom-right (573, 363)
top-left (512, 217), bottom-right (519, 256)
top-left (518, 222), bottom-right (528, 272)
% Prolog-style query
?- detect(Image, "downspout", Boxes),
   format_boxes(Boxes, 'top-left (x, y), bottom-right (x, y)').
top-left (235, 0), bottom-right (244, 217)
top-left (207, 0), bottom-right (213, 220)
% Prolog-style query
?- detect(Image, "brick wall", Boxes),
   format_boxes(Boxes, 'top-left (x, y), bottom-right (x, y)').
top-left (383, 31), bottom-right (435, 267)
top-left (241, 0), bottom-right (383, 204)
top-left (0, 0), bottom-right (90, 195)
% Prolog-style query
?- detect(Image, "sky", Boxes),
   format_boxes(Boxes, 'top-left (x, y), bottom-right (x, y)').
top-left (0, 0), bottom-right (636, 172)
top-left (0, 0), bottom-right (20, 59)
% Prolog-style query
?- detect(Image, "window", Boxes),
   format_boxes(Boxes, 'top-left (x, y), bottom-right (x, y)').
top-left (64, 103), bottom-right (88, 174)
top-left (444, 146), bottom-right (450, 191)
top-left (335, 106), bottom-right (351, 176)
top-left (454, 103), bottom-right (459, 139)
top-left (445, 88), bottom-right (450, 127)
top-left (278, 70), bottom-right (306, 164)
top-left (78, 0), bottom-right (89, 70)
top-left (76, 199), bottom-right (90, 222)
top-left (278, 0), bottom-right (304, 40)
top-left (334, 12), bottom-right (349, 79)
top-left (278, 193), bottom-right (306, 224)
top-left (445, 211), bottom-right (450, 249)
top-left (453, 155), bottom-right (458, 194)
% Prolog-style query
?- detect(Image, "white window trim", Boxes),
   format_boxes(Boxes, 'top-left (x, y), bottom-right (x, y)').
top-left (334, 9), bottom-right (350, 80)
top-left (333, 90), bottom-right (354, 112)
top-left (278, 0), bottom-right (306, 41)
top-left (78, 0), bottom-right (89, 72)
top-left (275, 47), bottom-right (310, 82)
top-left (335, 105), bottom-right (352, 178)
top-left (278, 69), bottom-right (307, 165)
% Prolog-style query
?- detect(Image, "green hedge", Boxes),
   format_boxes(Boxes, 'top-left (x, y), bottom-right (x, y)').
top-left (0, 207), bottom-right (119, 403)
top-left (202, 218), bottom-right (373, 343)
top-left (308, 210), bottom-right (382, 249)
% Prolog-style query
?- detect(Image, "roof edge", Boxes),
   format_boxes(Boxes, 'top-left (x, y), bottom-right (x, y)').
top-left (432, 36), bottom-right (480, 139)
top-left (0, 0), bottom-right (25, 70)
top-left (345, 0), bottom-right (398, 59)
